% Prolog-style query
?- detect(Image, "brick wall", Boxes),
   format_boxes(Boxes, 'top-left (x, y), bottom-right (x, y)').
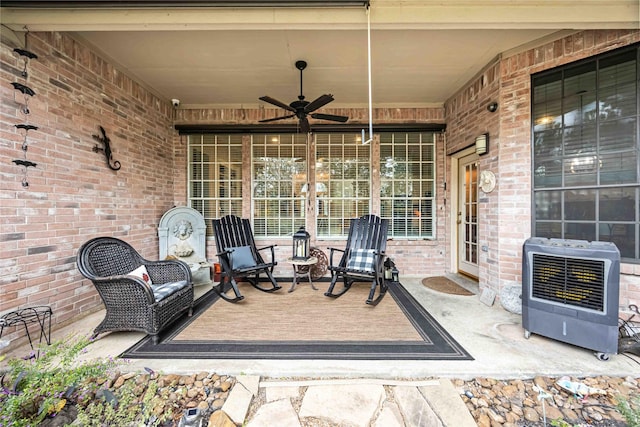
top-left (445, 29), bottom-right (640, 309)
top-left (0, 32), bottom-right (178, 343)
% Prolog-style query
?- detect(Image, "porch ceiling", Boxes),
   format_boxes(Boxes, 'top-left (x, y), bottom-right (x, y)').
top-left (1, 1), bottom-right (638, 109)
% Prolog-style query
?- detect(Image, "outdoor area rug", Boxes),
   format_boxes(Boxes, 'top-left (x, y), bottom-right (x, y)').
top-left (120, 281), bottom-right (473, 360)
top-left (421, 276), bottom-right (474, 296)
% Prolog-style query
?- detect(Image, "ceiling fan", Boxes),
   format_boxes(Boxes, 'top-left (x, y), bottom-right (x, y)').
top-left (259, 60), bottom-right (349, 133)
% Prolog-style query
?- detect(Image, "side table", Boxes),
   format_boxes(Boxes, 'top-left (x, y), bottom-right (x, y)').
top-left (286, 256), bottom-right (318, 293)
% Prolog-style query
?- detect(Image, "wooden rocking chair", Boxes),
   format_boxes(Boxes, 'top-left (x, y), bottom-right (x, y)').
top-left (325, 214), bottom-right (389, 305)
top-left (212, 215), bottom-right (282, 302)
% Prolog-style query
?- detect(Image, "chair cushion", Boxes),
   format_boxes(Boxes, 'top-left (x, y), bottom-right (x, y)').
top-left (229, 246), bottom-right (257, 269)
top-left (152, 280), bottom-right (189, 302)
top-left (128, 265), bottom-right (153, 286)
top-left (346, 248), bottom-right (376, 272)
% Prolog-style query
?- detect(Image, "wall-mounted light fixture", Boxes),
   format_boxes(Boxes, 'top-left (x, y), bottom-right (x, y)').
top-left (487, 102), bottom-right (498, 113)
top-left (475, 133), bottom-right (489, 155)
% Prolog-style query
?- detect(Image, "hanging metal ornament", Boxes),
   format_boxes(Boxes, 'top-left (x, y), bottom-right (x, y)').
top-left (10, 28), bottom-right (39, 188)
top-left (12, 155), bottom-right (37, 188)
top-left (13, 124), bottom-right (39, 187)
top-left (11, 82), bottom-right (35, 115)
top-left (13, 48), bottom-right (38, 78)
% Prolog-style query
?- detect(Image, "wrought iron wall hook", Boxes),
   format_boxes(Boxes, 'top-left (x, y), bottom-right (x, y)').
top-left (92, 125), bottom-right (121, 171)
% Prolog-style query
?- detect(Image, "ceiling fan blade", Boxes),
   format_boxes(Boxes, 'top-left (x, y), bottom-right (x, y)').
top-left (311, 113), bottom-right (349, 123)
top-left (300, 117), bottom-right (311, 133)
top-left (259, 96), bottom-right (296, 112)
top-left (259, 114), bottom-right (296, 123)
top-left (304, 94), bottom-right (334, 113)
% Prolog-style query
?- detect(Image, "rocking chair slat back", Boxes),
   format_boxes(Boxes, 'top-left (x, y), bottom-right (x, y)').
top-left (347, 214), bottom-right (388, 252)
top-left (326, 214), bottom-right (390, 305)
top-left (212, 215), bottom-right (281, 302)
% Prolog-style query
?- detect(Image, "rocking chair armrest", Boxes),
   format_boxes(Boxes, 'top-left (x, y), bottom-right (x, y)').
top-left (327, 247), bottom-right (345, 266)
top-left (215, 248), bottom-right (233, 257)
top-left (256, 244), bottom-right (277, 264)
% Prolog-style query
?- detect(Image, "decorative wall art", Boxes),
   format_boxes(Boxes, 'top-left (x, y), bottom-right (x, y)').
top-left (92, 126), bottom-right (121, 171)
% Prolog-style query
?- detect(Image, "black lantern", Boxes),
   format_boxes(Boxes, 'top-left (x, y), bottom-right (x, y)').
top-left (292, 226), bottom-right (310, 260)
top-left (384, 258), bottom-right (395, 280)
top-left (391, 266), bottom-right (400, 283)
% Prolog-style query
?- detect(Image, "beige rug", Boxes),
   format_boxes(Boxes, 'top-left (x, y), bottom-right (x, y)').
top-left (421, 277), bottom-right (474, 296)
top-left (120, 280), bottom-right (473, 360)
top-left (176, 282), bottom-right (422, 342)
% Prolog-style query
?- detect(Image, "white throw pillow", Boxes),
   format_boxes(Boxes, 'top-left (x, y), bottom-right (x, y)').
top-left (128, 265), bottom-right (153, 286)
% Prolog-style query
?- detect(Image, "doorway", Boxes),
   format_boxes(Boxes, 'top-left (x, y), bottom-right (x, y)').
top-left (457, 153), bottom-right (479, 279)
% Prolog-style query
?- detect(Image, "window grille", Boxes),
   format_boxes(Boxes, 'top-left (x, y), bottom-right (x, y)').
top-left (188, 134), bottom-right (243, 235)
top-left (380, 132), bottom-right (436, 238)
top-left (532, 44), bottom-right (639, 261)
top-left (252, 134), bottom-right (308, 237)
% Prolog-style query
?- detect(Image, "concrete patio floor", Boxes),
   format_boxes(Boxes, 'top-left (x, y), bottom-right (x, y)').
top-left (3, 275), bottom-right (638, 379)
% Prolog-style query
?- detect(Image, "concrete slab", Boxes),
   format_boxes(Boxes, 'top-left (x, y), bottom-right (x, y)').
top-left (22, 276), bottom-right (638, 381)
top-left (246, 399), bottom-right (301, 427)
top-left (265, 385), bottom-right (300, 403)
top-left (393, 385), bottom-right (443, 427)
top-left (221, 382), bottom-right (253, 425)
top-left (419, 379), bottom-right (477, 427)
top-left (372, 401), bottom-right (405, 427)
top-left (237, 374), bottom-right (260, 396)
top-left (299, 384), bottom-right (385, 426)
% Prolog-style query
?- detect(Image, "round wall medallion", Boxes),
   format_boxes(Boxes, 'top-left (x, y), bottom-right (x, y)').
top-left (479, 170), bottom-right (496, 193)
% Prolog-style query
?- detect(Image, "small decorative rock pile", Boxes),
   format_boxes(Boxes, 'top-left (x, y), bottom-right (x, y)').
top-left (456, 375), bottom-right (638, 427)
top-left (41, 371), bottom-right (236, 427)
top-left (107, 371), bottom-right (236, 426)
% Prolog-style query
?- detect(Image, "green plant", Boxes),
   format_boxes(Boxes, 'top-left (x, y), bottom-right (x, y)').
top-left (0, 335), bottom-right (119, 427)
top-left (617, 393), bottom-right (640, 427)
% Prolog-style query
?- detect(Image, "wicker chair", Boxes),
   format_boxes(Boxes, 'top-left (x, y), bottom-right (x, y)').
top-left (76, 237), bottom-right (194, 344)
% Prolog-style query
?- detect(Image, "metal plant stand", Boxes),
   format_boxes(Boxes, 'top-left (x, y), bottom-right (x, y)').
top-left (0, 306), bottom-right (52, 357)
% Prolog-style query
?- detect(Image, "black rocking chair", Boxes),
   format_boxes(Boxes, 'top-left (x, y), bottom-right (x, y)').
top-left (212, 215), bottom-right (282, 302)
top-left (325, 214), bottom-right (390, 305)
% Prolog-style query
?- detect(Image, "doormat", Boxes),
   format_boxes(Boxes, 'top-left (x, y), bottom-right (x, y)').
top-left (421, 276), bottom-right (474, 296)
top-left (120, 281), bottom-right (473, 360)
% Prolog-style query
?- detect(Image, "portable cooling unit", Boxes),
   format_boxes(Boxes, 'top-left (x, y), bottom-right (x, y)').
top-left (522, 238), bottom-right (620, 359)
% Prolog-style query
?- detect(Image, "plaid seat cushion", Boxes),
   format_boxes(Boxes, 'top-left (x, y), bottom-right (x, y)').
top-left (346, 248), bottom-right (376, 273)
top-left (152, 280), bottom-right (189, 302)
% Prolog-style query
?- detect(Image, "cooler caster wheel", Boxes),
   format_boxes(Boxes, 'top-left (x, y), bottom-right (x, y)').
top-left (524, 330), bottom-right (531, 339)
top-left (595, 352), bottom-right (610, 361)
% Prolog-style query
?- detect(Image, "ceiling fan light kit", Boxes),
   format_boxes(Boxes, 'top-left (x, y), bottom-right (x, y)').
top-left (259, 60), bottom-right (349, 133)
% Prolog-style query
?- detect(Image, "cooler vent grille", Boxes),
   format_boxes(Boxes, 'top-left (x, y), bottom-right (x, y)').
top-left (531, 253), bottom-right (605, 312)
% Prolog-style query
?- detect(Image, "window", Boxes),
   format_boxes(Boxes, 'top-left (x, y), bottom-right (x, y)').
top-left (187, 129), bottom-right (439, 240)
top-left (188, 134), bottom-right (243, 235)
top-left (252, 134), bottom-right (308, 237)
top-left (380, 132), bottom-right (436, 238)
top-left (532, 44), bottom-right (639, 261)
top-left (315, 133), bottom-right (371, 237)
